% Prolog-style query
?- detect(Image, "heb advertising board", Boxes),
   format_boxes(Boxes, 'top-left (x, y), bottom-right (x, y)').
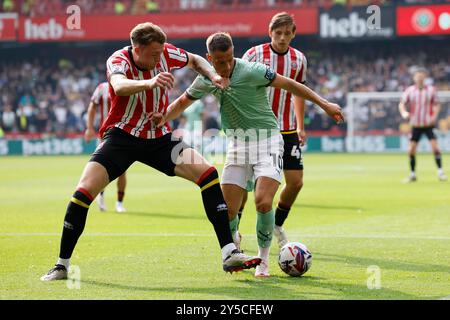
top-left (18, 9), bottom-right (317, 42)
top-left (319, 6), bottom-right (395, 39)
top-left (0, 13), bottom-right (17, 41)
top-left (397, 4), bottom-right (450, 36)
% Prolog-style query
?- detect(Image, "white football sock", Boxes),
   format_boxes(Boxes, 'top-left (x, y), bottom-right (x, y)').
top-left (221, 243), bottom-right (237, 260)
top-left (258, 246), bottom-right (270, 262)
top-left (57, 258), bottom-right (70, 269)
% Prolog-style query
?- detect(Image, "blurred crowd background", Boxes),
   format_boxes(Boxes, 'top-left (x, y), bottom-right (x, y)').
top-left (1, 0), bottom-right (449, 137)
top-left (3, 0), bottom-right (449, 16)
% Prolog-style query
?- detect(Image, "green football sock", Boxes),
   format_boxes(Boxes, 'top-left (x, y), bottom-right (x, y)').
top-left (256, 210), bottom-right (274, 248)
top-left (229, 215), bottom-right (240, 235)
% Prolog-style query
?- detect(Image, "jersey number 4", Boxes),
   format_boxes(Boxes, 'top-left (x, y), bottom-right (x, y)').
top-left (291, 146), bottom-right (301, 159)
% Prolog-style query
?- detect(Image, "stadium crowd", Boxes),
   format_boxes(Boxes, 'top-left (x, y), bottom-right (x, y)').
top-left (2, 0), bottom-right (447, 16)
top-left (1, 43), bottom-right (449, 137)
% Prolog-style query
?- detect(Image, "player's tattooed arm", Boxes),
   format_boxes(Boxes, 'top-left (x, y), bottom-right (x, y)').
top-left (271, 74), bottom-right (344, 124)
top-left (186, 53), bottom-right (229, 90)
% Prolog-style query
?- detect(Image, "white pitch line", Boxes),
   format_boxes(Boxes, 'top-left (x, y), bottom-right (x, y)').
top-left (1, 233), bottom-right (450, 240)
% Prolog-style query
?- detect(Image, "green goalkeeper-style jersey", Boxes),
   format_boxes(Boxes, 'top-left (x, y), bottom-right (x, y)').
top-left (186, 58), bottom-right (279, 139)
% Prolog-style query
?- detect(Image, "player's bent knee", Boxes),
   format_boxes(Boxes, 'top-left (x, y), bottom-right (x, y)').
top-left (256, 204), bottom-right (273, 213)
top-left (77, 162), bottom-right (109, 197)
top-left (255, 198), bottom-right (273, 213)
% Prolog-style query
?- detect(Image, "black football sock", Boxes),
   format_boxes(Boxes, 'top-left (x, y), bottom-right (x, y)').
top-left (434, 152), bottom-right (442, 169)
top-left (59, 188), bottom-right (93, 259)
top-left (409, 155), bottom-right (416, 173)
top-left (197, 167), bottom-right (233, 249)
top-left (275, 203), bottom-right (291, 227)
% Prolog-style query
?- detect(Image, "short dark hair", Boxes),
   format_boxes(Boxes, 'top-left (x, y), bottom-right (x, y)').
top-left (269, 12), bottom-right (296, 33)
top-left (206, 32), bottom-right (234, 53)
top-left (130, 22), bottom-right (166, 47)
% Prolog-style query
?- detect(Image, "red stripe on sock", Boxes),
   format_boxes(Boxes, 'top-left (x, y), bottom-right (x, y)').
top-left (196, 167), bottom-right (216, 186)
top-left (77, 188), bottom-right (94, 202)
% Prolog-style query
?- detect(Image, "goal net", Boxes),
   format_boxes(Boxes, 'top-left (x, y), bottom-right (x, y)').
top-left (346, 91), bottom-right (450, 153)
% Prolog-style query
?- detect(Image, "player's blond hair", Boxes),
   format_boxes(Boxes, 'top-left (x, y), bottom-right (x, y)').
top-left (130, 22), bottom-right (167, 47)
top-left (269, 12), bottom-right (296, 33)
top-left (206, 32), bottom-right (234, 53)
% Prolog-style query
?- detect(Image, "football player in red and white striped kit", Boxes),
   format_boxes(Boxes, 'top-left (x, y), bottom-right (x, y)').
top-left (239, 12), bottom-right (308, 248)
top-left (41, 22), bottom-right (262, 281)
top-left (85, 82), bottom-right (127, 213)
top-left (399, 68), bottom-right (447, 182)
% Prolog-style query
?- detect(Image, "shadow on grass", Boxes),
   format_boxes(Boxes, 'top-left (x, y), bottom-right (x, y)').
top-left (122, 211), bottom-right (204, 220)
top-left (293, 203), bottom-right (362, 211)
top-left (315, 252), bottom-right (450, 274)
top-left (81, 273), bottom-right (417, 300)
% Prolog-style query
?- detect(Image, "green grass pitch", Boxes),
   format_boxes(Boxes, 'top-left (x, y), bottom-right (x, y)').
top-left (0, 154), bottom-right (449, 300)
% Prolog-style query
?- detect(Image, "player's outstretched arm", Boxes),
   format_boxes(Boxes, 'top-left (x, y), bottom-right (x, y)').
top-left (398, 102), bottom-right (409, 120)
top-left (110, 73), bottom-right (175, 96)
top-left (186, 53), bottom-right (229, 90)
top-left (293, 96), bottom-right (307, 146)
top-left (84, 101), bottom-right (97, 142)
top-left (155, 93), bottom-right (196, 128)
top-left (271, 74), bottom-right (344, 123)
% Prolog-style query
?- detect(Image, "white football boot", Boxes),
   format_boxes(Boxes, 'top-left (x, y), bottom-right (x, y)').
top-left (97, 192), bottom-right (106, 211)
top-left (115, 201), bottom-right (126, 213)
top-left (40, 264), bottom-right (68, 281)
top-left (403, 173), bottom-right (417, 183)
top-left (254, 259), bottom-right (270, 277)
top-left (222, 249), bottom-right (261, 274)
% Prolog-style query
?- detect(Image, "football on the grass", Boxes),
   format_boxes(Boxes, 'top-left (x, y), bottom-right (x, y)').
top-left (278, 242), bottom-right (312, 277)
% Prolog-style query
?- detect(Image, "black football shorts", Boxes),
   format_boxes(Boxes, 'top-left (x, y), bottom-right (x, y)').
top-left (90, 128), bottom-right (190, 181)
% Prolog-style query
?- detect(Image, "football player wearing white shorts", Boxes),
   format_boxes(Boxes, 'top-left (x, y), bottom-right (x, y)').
top-left (159, 32), bottom-right (343, 277)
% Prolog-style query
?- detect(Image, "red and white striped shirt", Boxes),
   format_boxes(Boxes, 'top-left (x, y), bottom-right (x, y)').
top-left (401, 85), bottom-right (438, 128)
top-left (100, 43), bottom-right (188, 139)
top-left (242, 43), bottom-right (307, 131)
top-left (91, 82), bottom-right (110, 128)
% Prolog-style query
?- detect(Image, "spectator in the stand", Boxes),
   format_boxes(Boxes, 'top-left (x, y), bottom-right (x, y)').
top-left (34, 106), bottom-right (51, 133)
top-left (16, 106), bottom-right (29, 132)
top-left (180, 0), bottom-right (207, 10)
top-left (2, 0), bottom-right (14, 11)
top-left (1, 105), bottom-right (16, 133)
top-left (146, 0), bottom-right (159, 12)
top-left (114, 1), bottom-right (126, 14)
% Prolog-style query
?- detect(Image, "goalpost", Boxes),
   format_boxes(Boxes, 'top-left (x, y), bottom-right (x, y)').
top-left (346, 91), bottom-right (450, 153)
